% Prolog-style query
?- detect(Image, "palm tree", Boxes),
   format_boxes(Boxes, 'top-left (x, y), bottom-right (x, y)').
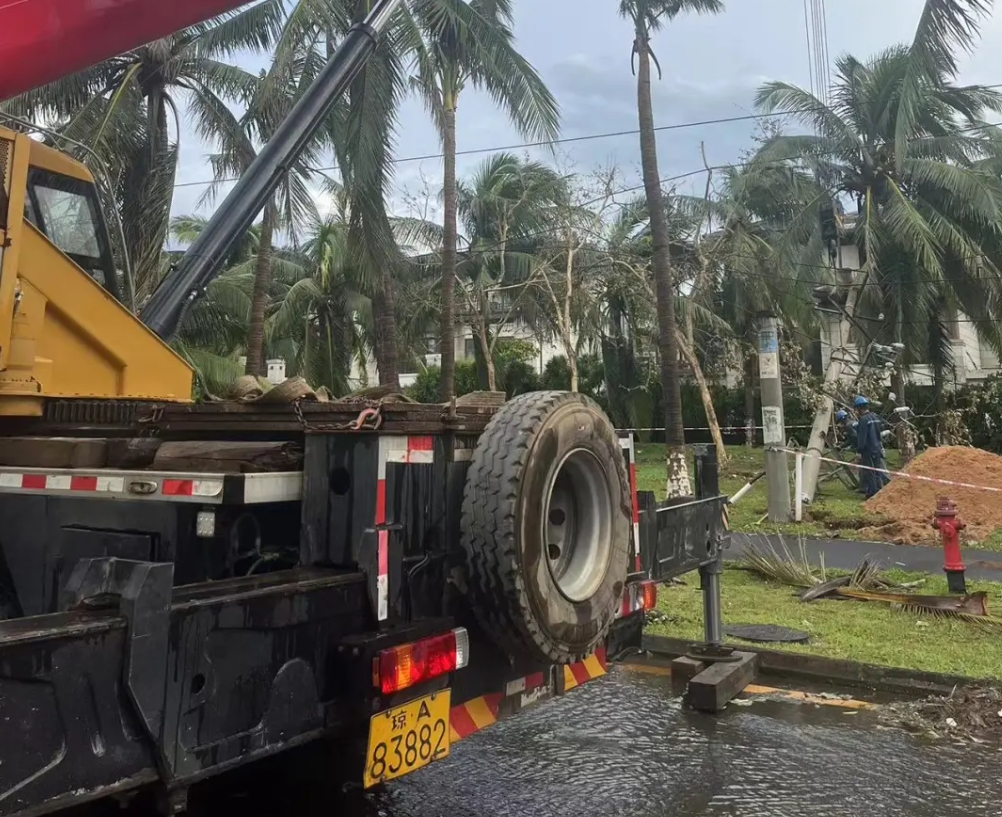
top-left (456, 152), bottom-right (565, 390)
top-left (191, 43), bottom-right (324, 376)
top-left (171, 205), bottom-right (372, 395)
top-left (2, 5), bottom-right (280, 301)
top-left (268, 211), bottom-right (371, 394)
top-left (755, 1), bottom-right (1002, 493)
top-left (407, 0), bottom-right (560, 400)
top-left (330, 0), bottom-right (415, 387)
top-left (618, 0), bottom-right (724, 497)
top-left (684, 149), bottom-right (820, 446)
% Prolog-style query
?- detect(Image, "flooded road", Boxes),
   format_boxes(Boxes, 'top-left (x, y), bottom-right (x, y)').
top-left (190, 665), bottom-right (999, 817)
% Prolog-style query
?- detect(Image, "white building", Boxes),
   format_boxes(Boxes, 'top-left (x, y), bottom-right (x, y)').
top-left (817, 238), bottom-right (1002, 389)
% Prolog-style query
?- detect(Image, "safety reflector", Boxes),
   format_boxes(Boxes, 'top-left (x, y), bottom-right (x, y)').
top-left (374, 628), bottom-right (470, 695)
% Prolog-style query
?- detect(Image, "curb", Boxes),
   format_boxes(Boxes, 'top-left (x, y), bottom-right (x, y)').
top-left (642, 635), bottom-right (990, 696)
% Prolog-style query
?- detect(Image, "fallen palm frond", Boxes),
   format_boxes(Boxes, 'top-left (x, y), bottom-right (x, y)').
top-left (740, 536), bottom-right (887, 593)
top-left (738, 539), bottom-right (1002, 631)
top-left (835, 589), bottom-right (990, 615)
top-left (740, 537), bottom-right (826, 589)
top-left (834, 588), bottom-right (1002, 632)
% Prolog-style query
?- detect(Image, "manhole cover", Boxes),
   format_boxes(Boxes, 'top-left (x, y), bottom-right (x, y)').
top-left (724, 624), bottom-right (810, 644)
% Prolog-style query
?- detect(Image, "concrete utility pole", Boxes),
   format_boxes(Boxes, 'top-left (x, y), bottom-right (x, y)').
top-left (757, 314), bottom-right (790, 522)
top-left (801, 275), bottom-right (860, 502)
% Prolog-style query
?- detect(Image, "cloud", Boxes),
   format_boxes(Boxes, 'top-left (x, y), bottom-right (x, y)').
top-left (167, 0), bottom-right (1002, 221)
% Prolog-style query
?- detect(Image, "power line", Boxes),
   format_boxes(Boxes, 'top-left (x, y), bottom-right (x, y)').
top-left (172, 81), bottom-right (1002, 193)
top-left (173, 108), bottom-right (804, 190)
top-left (420, 116), bottom-right (1002, 263)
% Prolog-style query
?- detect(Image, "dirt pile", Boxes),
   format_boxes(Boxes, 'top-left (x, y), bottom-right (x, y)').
top-left (879, 685), bottom-right (1002, 743)
top-left (863, 446), bottom-right (1002, 545)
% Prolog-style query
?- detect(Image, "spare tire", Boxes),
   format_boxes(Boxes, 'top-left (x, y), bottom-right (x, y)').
top-left (460, 391), bottom-right (631, 664)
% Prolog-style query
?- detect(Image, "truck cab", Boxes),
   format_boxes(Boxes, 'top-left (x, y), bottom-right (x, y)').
top-left (20, 139), bottom-right (121, 299)
top-left (0, 124), bottom-right (193, 416)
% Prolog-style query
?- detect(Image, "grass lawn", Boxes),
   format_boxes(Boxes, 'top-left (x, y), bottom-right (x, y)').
top-left (633, 442), bottom-right (1002, 552)
top-left (647, 567), bottom-right (1002, 680)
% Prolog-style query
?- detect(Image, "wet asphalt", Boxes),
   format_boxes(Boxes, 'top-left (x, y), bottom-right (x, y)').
top-left (186, 664), bottom-right (1001, 817)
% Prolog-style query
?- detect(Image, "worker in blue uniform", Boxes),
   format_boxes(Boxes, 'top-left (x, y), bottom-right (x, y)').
top-left (834, 409), bottom-right (857, 451)
top-left (853, 396), bottom-right (888, 498)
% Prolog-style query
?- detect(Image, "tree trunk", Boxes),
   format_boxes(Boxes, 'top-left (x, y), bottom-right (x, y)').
top-left (677, 330), bottom-right (727, 466)
top-left (476, 293), bottom-right (496, 391)
top-left (635, 31), bottom-right (689, 498)
top-left (244, 199), bottom-right (276, 377)
top-left (372, 276), bottom-right (399, 387)
top-left (127, 89), bottom-right (174, 303)
top-left (567, 336), bottom-right (579, 392)
top-left (438, 102), bottom-right (458, 401)
top-left (933, 360), bottom-right (946, 446)
top-left (743, 349), bottom-right (757, 447)
top-left (564, 231), bottom-right (578, 393)
top-left (891, 368), bottom-right (915, 463)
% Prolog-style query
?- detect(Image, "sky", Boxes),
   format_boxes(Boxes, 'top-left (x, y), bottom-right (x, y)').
top-left (169, 0), bottom-right (1002, 225)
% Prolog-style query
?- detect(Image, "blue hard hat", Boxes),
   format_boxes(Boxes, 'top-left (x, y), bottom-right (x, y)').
top-left (835, 410), bottom-right (848, 421)
top-left (853, 395), bottom-right (869, 408)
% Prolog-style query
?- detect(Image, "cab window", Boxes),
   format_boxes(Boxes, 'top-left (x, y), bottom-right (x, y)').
top-left (32, 182), bottom-right (101, 257)
top-left (25, 168), bottom-right (121, 300)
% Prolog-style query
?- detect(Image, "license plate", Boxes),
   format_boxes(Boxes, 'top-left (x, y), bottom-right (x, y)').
top-left (363, 690), bottom-right (451, 787)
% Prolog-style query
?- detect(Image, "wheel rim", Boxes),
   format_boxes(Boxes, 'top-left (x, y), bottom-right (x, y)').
top-left (543, 448), bottom-right (613, 602)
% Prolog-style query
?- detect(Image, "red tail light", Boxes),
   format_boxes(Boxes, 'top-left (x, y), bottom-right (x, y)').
top-left (617, 579), bottom-right (658, 619)
top-left (374, 628), bottom-right (470, 695)
top-left (640, 580), bottom-right (657, 611)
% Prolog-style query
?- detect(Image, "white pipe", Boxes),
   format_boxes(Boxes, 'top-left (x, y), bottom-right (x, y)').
top-left (729, 471), bottom-right (765, 504)
top-left (795, 452), bottom-right (804, 522)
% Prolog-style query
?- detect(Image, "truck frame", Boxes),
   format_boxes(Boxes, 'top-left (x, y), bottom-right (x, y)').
top-left (0, 2), bottom-right (730, 815)
top-left (0, 398), bottom-right (728, 817)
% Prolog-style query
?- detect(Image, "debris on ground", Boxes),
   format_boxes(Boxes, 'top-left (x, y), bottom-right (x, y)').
top-left (864, 446), bottom-right (1002, 545)
top-left (741, 539), bottom-right (1002, 629)
top-left (741, 537), bottom-right (886, 592)
top-left (834, 588), bottom-right (1002, 630)
top-left (879, 685), bottom-right (1002, 742)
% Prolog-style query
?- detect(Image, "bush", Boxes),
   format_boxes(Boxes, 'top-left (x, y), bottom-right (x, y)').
top-left (406, 360), bottom-right (480, 403)
top-left (494, 339), bottom-right (539, 395)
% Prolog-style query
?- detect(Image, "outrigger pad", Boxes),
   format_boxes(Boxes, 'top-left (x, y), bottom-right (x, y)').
top-left (685, 651), bottom-right (759, 713)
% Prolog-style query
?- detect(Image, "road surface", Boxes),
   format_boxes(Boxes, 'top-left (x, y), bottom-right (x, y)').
top-left (184, 664), bottom-right (999, 817)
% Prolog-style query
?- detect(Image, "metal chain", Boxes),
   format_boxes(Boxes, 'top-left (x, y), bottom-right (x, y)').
top-left (290, 401), bottom-right (382, 433)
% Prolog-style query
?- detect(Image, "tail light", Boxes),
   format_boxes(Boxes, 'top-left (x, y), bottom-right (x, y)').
top-left (618, 579), bottom-right (658, 618)
top-left (373, 627), bottom-right (470, 695)
top-left (640, 580), bottom-right (657, 611)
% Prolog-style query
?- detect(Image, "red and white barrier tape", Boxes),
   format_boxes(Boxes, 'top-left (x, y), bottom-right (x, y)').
top-left (619, 425), bottom-right (814, 433)
top-left (771, 446), bottom-right (1002, 495)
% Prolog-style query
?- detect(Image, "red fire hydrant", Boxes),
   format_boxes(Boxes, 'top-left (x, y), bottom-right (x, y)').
top-left (932, 497), bottom-right (967, 594)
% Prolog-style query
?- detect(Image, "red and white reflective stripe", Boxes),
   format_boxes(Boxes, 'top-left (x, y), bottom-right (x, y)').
top-left (0, 470), bottom-right (223, 498)
top-left (616, 580), bottom-right (656, 619)
top-left (374, 436), bottom-right (437, 621)
top-left (0, 472), bottom-right (123, 492)
top-left (375, 440), bottom-right (391, 621)
top-left (619, 435), bottom-right (642, 572)
top-left (618, 583), bottom-right (639, 618)
top-left (505, 670), bottom-right (547, 697)
top-left (161, 479), bottom-right (224, 497)
top-left (383, 436), bottom-right (435, 464)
